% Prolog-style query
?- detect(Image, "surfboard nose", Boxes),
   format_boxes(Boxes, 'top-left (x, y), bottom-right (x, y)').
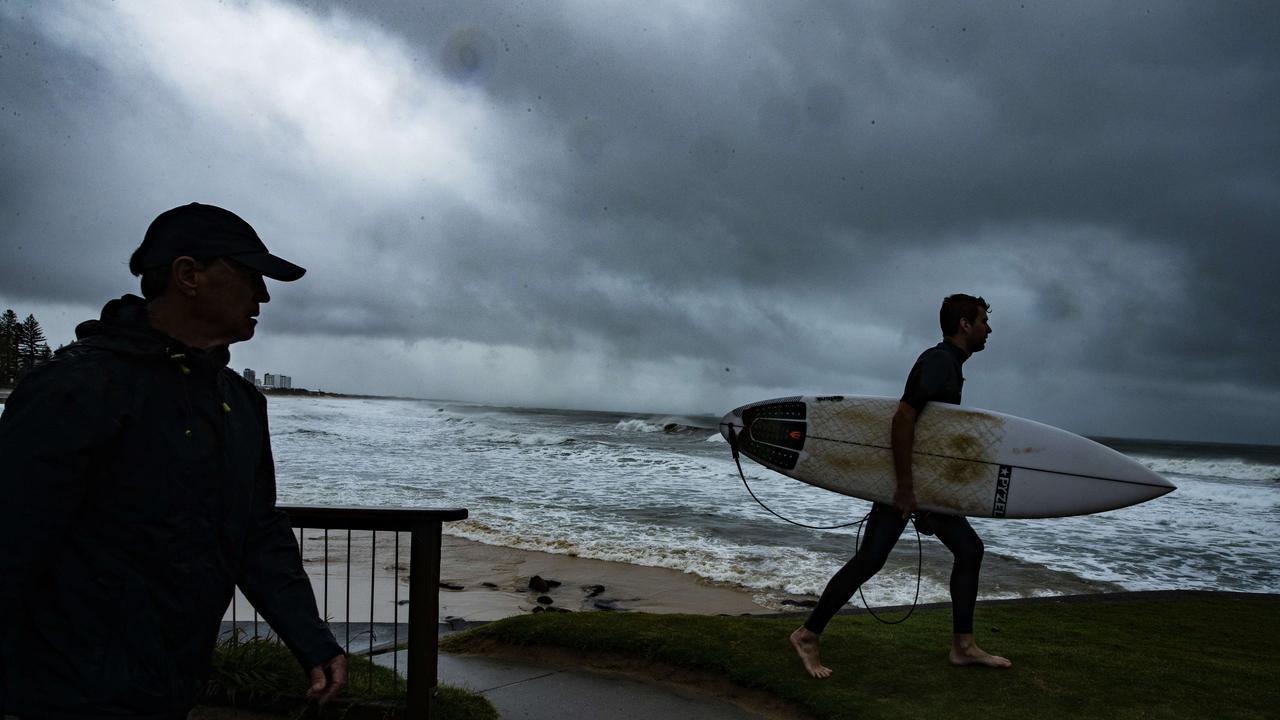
top-left (1107, 459), bottom-right (1177, 510)
top-left (1143, 464), bottom-right (1178, 494)
top-left (1124, 451), bottom-right (1177, 489)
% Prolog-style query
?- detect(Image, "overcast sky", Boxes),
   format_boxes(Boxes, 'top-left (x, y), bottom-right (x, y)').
top-left (2, 1), bottom-right (1277, 444)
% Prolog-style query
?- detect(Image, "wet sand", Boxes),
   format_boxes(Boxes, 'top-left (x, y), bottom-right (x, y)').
top-left (222, 526), bottom-right (1120, 626)
top-left (225, 531), bottom-right (773, 624)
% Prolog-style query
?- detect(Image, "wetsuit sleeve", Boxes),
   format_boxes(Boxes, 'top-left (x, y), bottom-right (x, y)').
top-left (236, 412), bottom-right (343, 670)
top-left (0, 359), bottom-right (119, 670)
top-left (900, 349), bottom-right (953, 413)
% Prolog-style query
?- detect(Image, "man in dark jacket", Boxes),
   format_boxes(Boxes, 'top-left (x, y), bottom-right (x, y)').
top-left (0, 203), bottom-right (346, 718)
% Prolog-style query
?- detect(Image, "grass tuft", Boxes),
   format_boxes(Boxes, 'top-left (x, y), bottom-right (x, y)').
top-left (201, 635), bottom-right (497, 719)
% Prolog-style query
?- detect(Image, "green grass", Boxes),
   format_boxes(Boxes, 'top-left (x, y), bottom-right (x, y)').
top-left (202, 636), bottom-right (497, 720)
top-left (442, 593), bottom-right (1279, 720)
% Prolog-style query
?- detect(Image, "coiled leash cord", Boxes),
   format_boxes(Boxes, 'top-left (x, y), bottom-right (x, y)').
top-left (724, 423), bottom-right (923, 624)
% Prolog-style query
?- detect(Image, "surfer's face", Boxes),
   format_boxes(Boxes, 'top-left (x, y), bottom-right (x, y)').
top-left (962, 309), bottom-right (992, 352)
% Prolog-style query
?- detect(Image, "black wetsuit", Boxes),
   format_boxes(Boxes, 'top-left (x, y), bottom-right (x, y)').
top-left (803, 340), bottom-right (985, 635)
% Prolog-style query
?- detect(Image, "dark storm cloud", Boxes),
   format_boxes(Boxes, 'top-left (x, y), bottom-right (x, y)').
top-left (335, 0), bottom-right (1279, 387)
top-left (1, 1), bottom-right (1276, 440)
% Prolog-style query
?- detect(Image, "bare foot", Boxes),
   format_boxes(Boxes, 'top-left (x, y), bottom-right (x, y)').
top-left (950, 635), bottom-right (1012, 668)
top-left (790, 627), bottom-right (833, 679)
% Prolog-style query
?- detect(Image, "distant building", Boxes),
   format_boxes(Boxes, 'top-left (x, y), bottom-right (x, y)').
top-left (251, 371), bottom-right (293, 391)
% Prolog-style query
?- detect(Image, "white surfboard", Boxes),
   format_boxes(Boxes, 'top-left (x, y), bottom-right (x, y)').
top-left (720, 395), bottom-right (1175, 519)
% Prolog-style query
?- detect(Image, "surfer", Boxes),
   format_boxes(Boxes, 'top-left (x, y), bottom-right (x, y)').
top-left (790, 294), bottom-right (1012, 678)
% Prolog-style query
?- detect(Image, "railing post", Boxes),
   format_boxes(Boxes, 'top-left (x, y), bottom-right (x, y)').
top-left (406, 521), bottom-right (442, 719)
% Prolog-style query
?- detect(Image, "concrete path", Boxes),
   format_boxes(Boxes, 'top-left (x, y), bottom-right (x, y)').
top-left (224, 619), bottom-right (772, 718)
top-left (373, 648), bottom-right (767, 720)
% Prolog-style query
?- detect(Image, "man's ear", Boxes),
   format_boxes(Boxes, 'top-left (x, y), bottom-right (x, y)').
top-left (170, 256), bottom-right (201, 297)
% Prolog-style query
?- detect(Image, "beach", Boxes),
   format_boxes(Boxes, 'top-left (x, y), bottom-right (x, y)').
top-left (226, 528), bottom-right (1123, 627)
top-left (214, 394), bottom-right (1280, 633)
top-left (227, 532), bottom-right (780, 626)
top-left (437, 535), bottom-right (773, 619)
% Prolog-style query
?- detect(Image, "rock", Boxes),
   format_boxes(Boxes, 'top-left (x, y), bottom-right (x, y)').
top-left (536, 595), bottom-right (553, 605)
top-left (583, 584), bottom-right (606, 598)
top-left (593, 599), bottom-right (623, 611)
top-left (439, 582), bottom-right (464, 591)
top-left (397, 600), bottom-right (410, 606)
top-left (781, 599), bottom-right (818, 608)
top-left (528, 575), bottom-right (551, 593)
top-left (531, 606), bottom-right (544, 613)
top-left (546, 578), bottom-right (562, 588)
top-left (481, 582), bottom-right (498, 589)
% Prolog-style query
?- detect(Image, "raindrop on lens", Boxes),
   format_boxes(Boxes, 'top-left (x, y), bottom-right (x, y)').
top-left (441, 28), bottom-right (497, 84)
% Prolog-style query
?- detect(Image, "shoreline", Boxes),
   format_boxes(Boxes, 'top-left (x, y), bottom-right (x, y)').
top-left (226, 532), bottom-right (776, 625)
top-left (435, 534), bottom-right (776, 620)
top-left (226, 530), bottom-right (1135, 627)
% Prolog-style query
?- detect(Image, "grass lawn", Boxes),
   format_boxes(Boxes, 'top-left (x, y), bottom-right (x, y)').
top-left (442, 592), bottom-right (1278, 720)
top-left (198, 636), bottom-right (498, 720)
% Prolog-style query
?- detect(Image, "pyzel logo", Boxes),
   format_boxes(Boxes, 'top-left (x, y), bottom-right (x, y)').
top-left (992, 465), bottom-right (1012, 518)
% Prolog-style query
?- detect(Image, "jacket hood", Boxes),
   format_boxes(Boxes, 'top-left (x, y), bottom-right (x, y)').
top-left (72, 294), bottom-right (231, 368)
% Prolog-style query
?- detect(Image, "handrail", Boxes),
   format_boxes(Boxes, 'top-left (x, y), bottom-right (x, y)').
top-left (280, 505), bottom-right (469, 530)
top-left (278, 504), bottom-right (468, 719)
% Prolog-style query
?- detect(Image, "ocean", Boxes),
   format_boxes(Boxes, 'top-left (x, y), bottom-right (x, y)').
top-left (267, 396), bottom-right (1280, 609)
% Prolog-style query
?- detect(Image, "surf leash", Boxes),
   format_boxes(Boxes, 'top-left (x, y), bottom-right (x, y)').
top-left (724, 422), bottom-right (923, 624)
top-left (853, 510), bottom-right (923, 625)
top-left (725, 423), bottom-right (865, 529)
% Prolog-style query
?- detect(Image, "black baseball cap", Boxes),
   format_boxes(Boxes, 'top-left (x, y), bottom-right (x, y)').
top-left (130, 203), bottom-right (306, 281)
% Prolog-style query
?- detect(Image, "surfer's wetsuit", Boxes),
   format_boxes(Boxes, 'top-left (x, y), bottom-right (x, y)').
top-left (803, 340), bottom-right (985, 635)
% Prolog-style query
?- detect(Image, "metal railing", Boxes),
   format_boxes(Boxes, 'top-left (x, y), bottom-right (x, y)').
top-left (224, 505), bottom-right (468, 718)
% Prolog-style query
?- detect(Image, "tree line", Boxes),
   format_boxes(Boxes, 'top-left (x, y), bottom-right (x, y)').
top-left (1, 309), bottom-right (53, 388)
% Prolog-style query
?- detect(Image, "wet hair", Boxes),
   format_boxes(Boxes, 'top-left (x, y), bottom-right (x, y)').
top-left (129, 248), bottom-right (210, 300)
top-left (940, 294), bottom-right (990, 336)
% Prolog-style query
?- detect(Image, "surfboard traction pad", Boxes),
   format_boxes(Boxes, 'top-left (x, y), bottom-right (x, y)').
top-left (742, 396), bottom-right (1008, 517)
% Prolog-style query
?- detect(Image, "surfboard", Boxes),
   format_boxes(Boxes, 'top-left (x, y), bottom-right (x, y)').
top-left (720, 395), bottom-right (1175, 519)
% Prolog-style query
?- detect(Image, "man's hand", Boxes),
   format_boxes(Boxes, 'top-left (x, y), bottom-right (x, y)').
top-left (893, 486), bottom-right (917, 519)
top-left (307, 653), bottom-right (348, 705)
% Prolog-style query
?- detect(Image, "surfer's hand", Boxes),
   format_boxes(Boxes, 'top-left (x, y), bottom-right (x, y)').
top-left (894, 487), bottom-right (917, 519)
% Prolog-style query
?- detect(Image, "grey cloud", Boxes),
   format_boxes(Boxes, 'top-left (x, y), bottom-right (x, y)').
top-left (1, 0), bottom-right (1276, 441)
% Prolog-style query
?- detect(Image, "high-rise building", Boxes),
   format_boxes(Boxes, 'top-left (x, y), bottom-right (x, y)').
top-left (262, 373), bottom-right (277, 389)
top-left (242, 368), bottom-right (256, 384)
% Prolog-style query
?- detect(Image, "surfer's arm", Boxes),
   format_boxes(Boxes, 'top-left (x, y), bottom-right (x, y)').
top-left (891, 401), bottom-right (919, 518)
